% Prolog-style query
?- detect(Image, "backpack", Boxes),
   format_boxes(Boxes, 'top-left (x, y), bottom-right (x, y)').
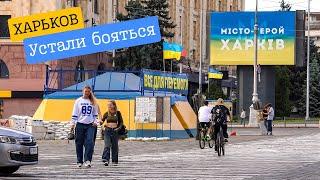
top-left (212, 105), bottom-right (226, 124)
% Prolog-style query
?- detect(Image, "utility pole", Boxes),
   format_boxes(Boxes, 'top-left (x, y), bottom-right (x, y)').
top-left (252, 0), bottom-right (259, 104)
top-left (306, 0), bottom-right (311, 122)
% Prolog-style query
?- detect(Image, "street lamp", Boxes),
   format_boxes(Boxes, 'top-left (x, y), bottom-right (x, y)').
top-left (252, 0), bottom-right (260, 106)
top-left (306, 0), bottom-right (311, 122)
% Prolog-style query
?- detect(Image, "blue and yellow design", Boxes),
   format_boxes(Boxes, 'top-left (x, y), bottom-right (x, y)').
top-left (163, 41), bottom-right (183, 61)
top-left (208, 68), bottom-right (223, 79)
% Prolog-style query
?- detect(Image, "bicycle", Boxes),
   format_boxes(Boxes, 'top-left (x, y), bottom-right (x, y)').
top-left (215, 125), bottom-right (225, 156)
top-left (199, 122), bottom-right (214, 149)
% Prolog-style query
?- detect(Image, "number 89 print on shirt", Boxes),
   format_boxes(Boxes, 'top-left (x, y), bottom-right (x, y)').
top-left (71, 97), bottom-right (98, 125)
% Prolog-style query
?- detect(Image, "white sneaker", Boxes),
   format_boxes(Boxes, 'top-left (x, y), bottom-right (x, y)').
top-left (77, 163), bottom-right (83, 168)
top-left (84, 161), bottom-right (91, 168)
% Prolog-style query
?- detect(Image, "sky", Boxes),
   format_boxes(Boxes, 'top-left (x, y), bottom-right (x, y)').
top-left (245, 0), bottom-right (320, 12)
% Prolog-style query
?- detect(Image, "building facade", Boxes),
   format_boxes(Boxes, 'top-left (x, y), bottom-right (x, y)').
top-left (0, 0), bottom-right (245, 118)
top-left (0, 0), bottom-right (112, 118)
top-left (308, 12), bottom-right (320, 49)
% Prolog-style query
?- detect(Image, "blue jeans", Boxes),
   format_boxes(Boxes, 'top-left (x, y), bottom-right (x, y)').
top-left (75, 123), bottom-right (96, 163)
top-left (267, 120), bottom-right (273, 133)
top-left (102, 128), bottom-right (119, 162)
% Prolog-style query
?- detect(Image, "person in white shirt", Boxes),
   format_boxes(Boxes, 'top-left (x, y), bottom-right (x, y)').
top-left (266, 103), bottom-right (274, 135)
top-left (240, 108), bottom-right (246, 125)
top-left (70, 86), bottom-right (99, 168)
top-left (198, 101), bottom-right (213, 138)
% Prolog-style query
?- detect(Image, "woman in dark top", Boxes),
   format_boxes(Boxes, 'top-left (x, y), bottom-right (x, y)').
top-left (101, 100), bottom-right (123, 166)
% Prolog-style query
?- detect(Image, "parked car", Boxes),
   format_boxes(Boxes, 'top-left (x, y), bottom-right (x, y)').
top-left (0, 127), bottom-right (38, 174)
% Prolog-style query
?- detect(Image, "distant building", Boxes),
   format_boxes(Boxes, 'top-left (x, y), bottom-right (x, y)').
top-left (308, 12), bottom-right (320, 49)
top-left (0, 0), bottom-right (111, 118)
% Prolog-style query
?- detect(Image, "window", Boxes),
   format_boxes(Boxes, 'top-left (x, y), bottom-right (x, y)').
top-left (0, 59), bottom-right (9, 78)
top-left (193, 20), bottom-right (197, 40)
top-left (67, 0), bottom-right (77, 7)
top-left (194, 0), bottom-right (199, 10)
top-left (94, 0), bottom-right (99, 14)
top-left (74, 60), bottom-right (85, 82)
top-left (0, 15), bottom-right (11, 38)
top-left (97, 63), bottom-right (105, 75)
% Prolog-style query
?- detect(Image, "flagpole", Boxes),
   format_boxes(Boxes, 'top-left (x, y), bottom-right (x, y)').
top-left (208, 78), bottom-right (210, 98)
top-left (163, 57), bottom-right (166, 72)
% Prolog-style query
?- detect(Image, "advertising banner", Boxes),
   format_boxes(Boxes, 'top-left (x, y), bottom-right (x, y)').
top-left (142, 69), bottom-right (188, 95)
top-left (24, 16), bottom-right (161, 64)
top-left (8, 7), bottom-right (84, 42)
top-left (210, 11), bottom-right (296, 65)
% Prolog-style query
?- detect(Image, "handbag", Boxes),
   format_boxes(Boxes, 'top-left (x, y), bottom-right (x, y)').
top-left (67, 128), bottom-right (75, 140)
top-left (118, 125), bottom-right (128, 136)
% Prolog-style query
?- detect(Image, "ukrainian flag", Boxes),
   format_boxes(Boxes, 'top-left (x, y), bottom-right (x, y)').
top-left (208, 67), bottom-right (223, 79)
top-left (163, 41), bottom-right (183, 61)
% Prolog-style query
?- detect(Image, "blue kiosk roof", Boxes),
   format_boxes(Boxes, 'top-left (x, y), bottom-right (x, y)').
top-left (45, 72), bottom-right (187, 103)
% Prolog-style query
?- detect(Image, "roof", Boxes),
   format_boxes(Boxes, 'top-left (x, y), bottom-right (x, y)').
top-left (45, 72), bottom-right (187, 104)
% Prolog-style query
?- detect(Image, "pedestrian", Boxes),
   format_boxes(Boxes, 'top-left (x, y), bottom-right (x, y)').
top-left (265, 103), bottom-right (274, 135)
top-left (101, 100), bottom-right (123, 166)
top-left (240, 108), bottom-right (246, 125)
top-left (70, 86), bottom-right (99, 168)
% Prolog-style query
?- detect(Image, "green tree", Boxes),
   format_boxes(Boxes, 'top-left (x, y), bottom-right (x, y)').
top-left (275, 66), bottom-right (292, 117)
top-left (114, 0), bottom-right (176, 71)
top-left (309, 58), bottom-right (320, 117)
top-left (299, 41), bottom-right (320, 117)
top-left (205, 80), bottom-right (226, 100)
top-left (279, 0), bottom-right (291, 11)
top-left (274, 0), bottom-right (292, 117)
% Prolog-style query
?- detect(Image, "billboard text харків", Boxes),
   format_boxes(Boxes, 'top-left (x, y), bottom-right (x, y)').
top-left (210, 11), bottom-right (296, 65)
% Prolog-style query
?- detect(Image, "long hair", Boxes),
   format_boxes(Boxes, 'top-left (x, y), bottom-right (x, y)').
top-left (83, 86), bottom-right (97, 105)
top-left (108, 100), bottom-right (118, 113)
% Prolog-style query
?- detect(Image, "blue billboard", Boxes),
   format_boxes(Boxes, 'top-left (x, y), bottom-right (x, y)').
top-left (210, 11), bottom-right (296, 65)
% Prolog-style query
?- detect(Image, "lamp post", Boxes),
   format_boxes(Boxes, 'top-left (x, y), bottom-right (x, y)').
top-left (306, 0), bottom-right (311, 123)
top-left (252, 0), bottom-right (259, 105)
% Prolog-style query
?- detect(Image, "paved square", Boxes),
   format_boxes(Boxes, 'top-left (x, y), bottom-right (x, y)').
top-left (1, 128), bottom-right (319, 179)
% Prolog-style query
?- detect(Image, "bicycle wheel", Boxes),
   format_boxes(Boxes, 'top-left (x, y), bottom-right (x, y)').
top-left (199, 130), bottom-right (205, 149)
top-left (208, 131), bottom-right (214, 148)
top-left (220, 129), bottom-right (225, 156)
top-left (216, 133), bottom-right (221, 156)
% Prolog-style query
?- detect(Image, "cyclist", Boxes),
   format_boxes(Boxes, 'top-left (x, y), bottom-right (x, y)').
top-left (211, 98), bottom-right (231, 143)
top-left (198, 101), bottom-right (213, 139)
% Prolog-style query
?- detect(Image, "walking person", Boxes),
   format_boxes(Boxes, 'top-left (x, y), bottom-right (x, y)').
top-left (240, 108), bottom-right (246, 126)
top-left (101, 100), bottom-right (123, 166)
top-left (70, 86), bottom-right (99, 168)
top-left (265, 103), bottom-right (274, 135)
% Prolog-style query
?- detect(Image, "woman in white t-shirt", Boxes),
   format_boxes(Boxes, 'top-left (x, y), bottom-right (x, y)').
top-left (70, 86), bottom-right (99, 168)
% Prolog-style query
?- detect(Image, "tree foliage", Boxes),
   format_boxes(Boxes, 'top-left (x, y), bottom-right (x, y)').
top-left (114, 0), bottom-right (176, 71)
